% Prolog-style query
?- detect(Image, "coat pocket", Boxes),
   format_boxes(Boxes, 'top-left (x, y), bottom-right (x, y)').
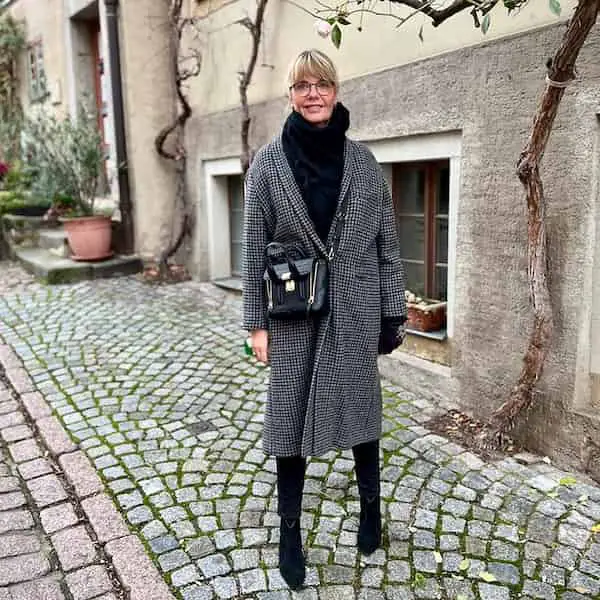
top-left (355, 263), bottom-right (378, 280)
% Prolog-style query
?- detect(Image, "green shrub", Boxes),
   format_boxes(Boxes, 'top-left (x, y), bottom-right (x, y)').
top-left (21, 105), bottom-right (104, 216)
top-left (0, 190), bottom-right (50, 216)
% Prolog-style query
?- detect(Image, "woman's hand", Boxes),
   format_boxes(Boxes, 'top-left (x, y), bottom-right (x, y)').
top-left (251, 329), bottom-right (269, 364)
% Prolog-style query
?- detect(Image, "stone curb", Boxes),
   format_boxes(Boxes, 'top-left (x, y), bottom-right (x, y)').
top-left (0, 344), bottom-right (177, 600)
top-left (38, 416), bottom-right (77, 457)
top-left (105, 535), bottom-right (176, 600)
top-left (21, 391), bottom-right (52, 420)
top-left (59, 451), bottom-right (104, 498)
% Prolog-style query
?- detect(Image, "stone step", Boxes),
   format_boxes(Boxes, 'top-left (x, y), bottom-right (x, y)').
top-left (38, 228), bottom-right (68, 254)
top-left (14, 247), bottom-right (143, 284)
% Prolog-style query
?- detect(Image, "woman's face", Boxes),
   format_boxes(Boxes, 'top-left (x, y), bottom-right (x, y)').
top-left (289, 74), bottom-right (337, 127)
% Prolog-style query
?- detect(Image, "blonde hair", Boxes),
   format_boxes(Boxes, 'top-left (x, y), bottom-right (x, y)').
top-left (286, 49), bottom-right (339, 90)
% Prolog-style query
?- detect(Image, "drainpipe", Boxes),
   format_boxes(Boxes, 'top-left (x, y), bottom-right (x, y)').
top-left (104, 0), bottom-right (134, 254)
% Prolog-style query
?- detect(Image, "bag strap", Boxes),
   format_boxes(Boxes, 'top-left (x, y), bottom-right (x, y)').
top-left (325, 191), bottom-right (349, 261)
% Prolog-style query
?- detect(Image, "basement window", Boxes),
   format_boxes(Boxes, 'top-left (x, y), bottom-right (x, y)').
top-left (393, 160), bottom-right (449, 338)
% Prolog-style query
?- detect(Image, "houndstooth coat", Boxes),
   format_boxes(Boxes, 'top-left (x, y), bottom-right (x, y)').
top-left (242, 135), bottom-right (407, 458)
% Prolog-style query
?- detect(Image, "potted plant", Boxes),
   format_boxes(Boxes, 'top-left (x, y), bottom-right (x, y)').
top-left (405, 289), bottom-right (447, 332)
top-left (22, 104), bottom-right (113, 261)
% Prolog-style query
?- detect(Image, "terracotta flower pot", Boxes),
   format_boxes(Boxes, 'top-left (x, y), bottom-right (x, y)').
top-left (62, 215), bottom-right (113, 261)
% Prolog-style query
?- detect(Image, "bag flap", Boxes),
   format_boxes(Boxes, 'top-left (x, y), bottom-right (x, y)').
top-left (264, 258), bottom-right (314, 281)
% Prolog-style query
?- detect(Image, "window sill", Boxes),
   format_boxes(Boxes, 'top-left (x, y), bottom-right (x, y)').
top-left (406, 327), bottom-right (447, 342)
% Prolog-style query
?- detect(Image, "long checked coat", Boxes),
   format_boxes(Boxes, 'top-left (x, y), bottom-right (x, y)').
top-left (242, 135), bottom-right (407, 458)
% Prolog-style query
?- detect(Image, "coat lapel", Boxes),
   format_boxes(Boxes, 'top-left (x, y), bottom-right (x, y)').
top-left (326, 139), bottom-right (353, 252)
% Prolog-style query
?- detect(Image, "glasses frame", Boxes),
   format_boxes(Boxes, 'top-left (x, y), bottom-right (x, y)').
top-left (289, 79), bottom-right (335, 97)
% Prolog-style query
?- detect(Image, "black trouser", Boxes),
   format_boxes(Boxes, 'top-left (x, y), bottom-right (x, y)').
top-left (276, 440), bottom-right (380, 519)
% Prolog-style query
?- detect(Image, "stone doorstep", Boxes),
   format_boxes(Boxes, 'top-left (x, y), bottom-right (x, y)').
top-left (38, 228), bottom-right (69, 257)
top-left (14, 247), bottom-right (143, 284)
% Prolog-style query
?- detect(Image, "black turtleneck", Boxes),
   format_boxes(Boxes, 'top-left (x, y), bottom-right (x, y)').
top-left (281, 102), bottom-right (350, 243)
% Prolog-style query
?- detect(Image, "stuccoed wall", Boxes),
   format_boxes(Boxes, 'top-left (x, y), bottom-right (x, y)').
top-left (187, 21), bottom-right (600, 474)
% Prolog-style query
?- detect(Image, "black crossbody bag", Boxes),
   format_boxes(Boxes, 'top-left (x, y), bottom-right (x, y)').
top-left (263, 200), bottom-right (347, 321)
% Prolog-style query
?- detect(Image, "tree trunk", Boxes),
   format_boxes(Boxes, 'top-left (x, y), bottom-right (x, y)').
top-left (239, 0), bottom-right (269, 175)
top-left (479, 0), bottom-right (600, 448)
top-left (154, 0), bottom-right (196, 278)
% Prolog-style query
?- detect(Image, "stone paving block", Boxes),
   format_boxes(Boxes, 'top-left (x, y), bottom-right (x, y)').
top-left (0, 490), bottom-right (26, 511)
top-left (361, 567), bottom-right (384, 587)
top-left (170, 564), bottom-right (199, 588)
top-left (568, 570), bottom-right (600, 595)
top-left (58, 451), bottom-right (103, 498)
top-left (239, 568), bottom-right (268, 594)
top-left (51, 525), bottom-right (97, 571)
top-left (105, 534), bottom-right (176, 600)
top-left (40, 502), bottom-right (79, 534)
top-left (17, 457), bottom-right (53, 480)
top-left (319, 585), bottom-right (357, 600)
top-left (20, 391), bottom-right (52, 420)
top-left (81, 493), bottom-right (130, 543)
top-left (8, 439), bottom-right (41, 463)
top-left (4, 367), bottom-right (34, 395)
top-left (0, 508), bottom-right (34, 534)
top-left (230, 548), bottom-right (259, 571)
top-left (65, 565), bottom-right (113, 600)
top-left (186, 536), bottom-right (215, 559)
top-left (443, 578), bottom-right (475, 600)
top-left (127, 505), bottom-right (153, 525)
top-left (1, 424), bottom-right (32, 443)
top-left (0, 400), bottom-right (18, 417)
top-left (0, 531), bottom-right (41, 558)
top-left (0, 552), bottom-right (51, 585)
top-left (197, 553), bottom-right (232, 578)
top-left (37, 416), bottom-right (77, 457)
top-left (28, 474), bottom-right (68, 508)
top-left (9, 576), bottom-right (64, 600)
top-left (478, 583), bottom-right (511, 600)
top-left (323, 565), bottom-right (354, 584)
top-left (211, 576), bottom-right (238, 599)
top-left (522, 579), bottom-right (557, 599)
top-left (0, 476), bottom-right (19, 493)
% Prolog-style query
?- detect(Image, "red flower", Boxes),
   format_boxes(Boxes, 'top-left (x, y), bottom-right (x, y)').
top-left (0, 162), bottom-right (9, 179)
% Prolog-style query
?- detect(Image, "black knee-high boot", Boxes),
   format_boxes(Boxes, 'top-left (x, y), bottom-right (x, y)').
top-left (353, 440), bottom-right (381, 555)
top-left (276, 456), bottom-right (306, 590)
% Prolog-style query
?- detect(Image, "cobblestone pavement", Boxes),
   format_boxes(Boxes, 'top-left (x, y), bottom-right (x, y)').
top-left (0, 377), bottom-right (124, 600)
top-left (0, 262), bottom-right (37, 296)
top-left (0, 262), bottom-right (600, 599)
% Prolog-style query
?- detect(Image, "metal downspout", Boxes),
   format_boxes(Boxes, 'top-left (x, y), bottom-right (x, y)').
top-left (104, 0), bottom-right (134, 254)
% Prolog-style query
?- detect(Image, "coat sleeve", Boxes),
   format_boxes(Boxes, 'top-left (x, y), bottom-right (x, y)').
top-left (377, 172), bottom-right (408, 320)
top-left (242, 166), bottom-right (269, 331)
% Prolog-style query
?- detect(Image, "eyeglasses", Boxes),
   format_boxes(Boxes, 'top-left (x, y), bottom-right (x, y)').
top-left (290, 80), bottom-right (335, 97)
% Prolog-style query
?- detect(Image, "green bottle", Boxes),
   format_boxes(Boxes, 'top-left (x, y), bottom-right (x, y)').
top-left (244, 337), bottom-right (253, 357)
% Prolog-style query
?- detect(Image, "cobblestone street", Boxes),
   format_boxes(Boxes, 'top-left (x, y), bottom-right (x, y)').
top-left (1, 262), bottom-right (600, 599)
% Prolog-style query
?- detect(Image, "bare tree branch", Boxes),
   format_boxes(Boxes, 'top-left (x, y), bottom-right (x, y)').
top-left (239, 0), bottom-right (269, 175)
top-left (288, 0), bottom-right (498, 28)
top-left (390, 0), bottom-right (496, 27)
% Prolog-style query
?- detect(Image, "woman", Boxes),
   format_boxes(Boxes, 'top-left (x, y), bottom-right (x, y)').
top-left (242, 49), bottom-right (407, 590)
